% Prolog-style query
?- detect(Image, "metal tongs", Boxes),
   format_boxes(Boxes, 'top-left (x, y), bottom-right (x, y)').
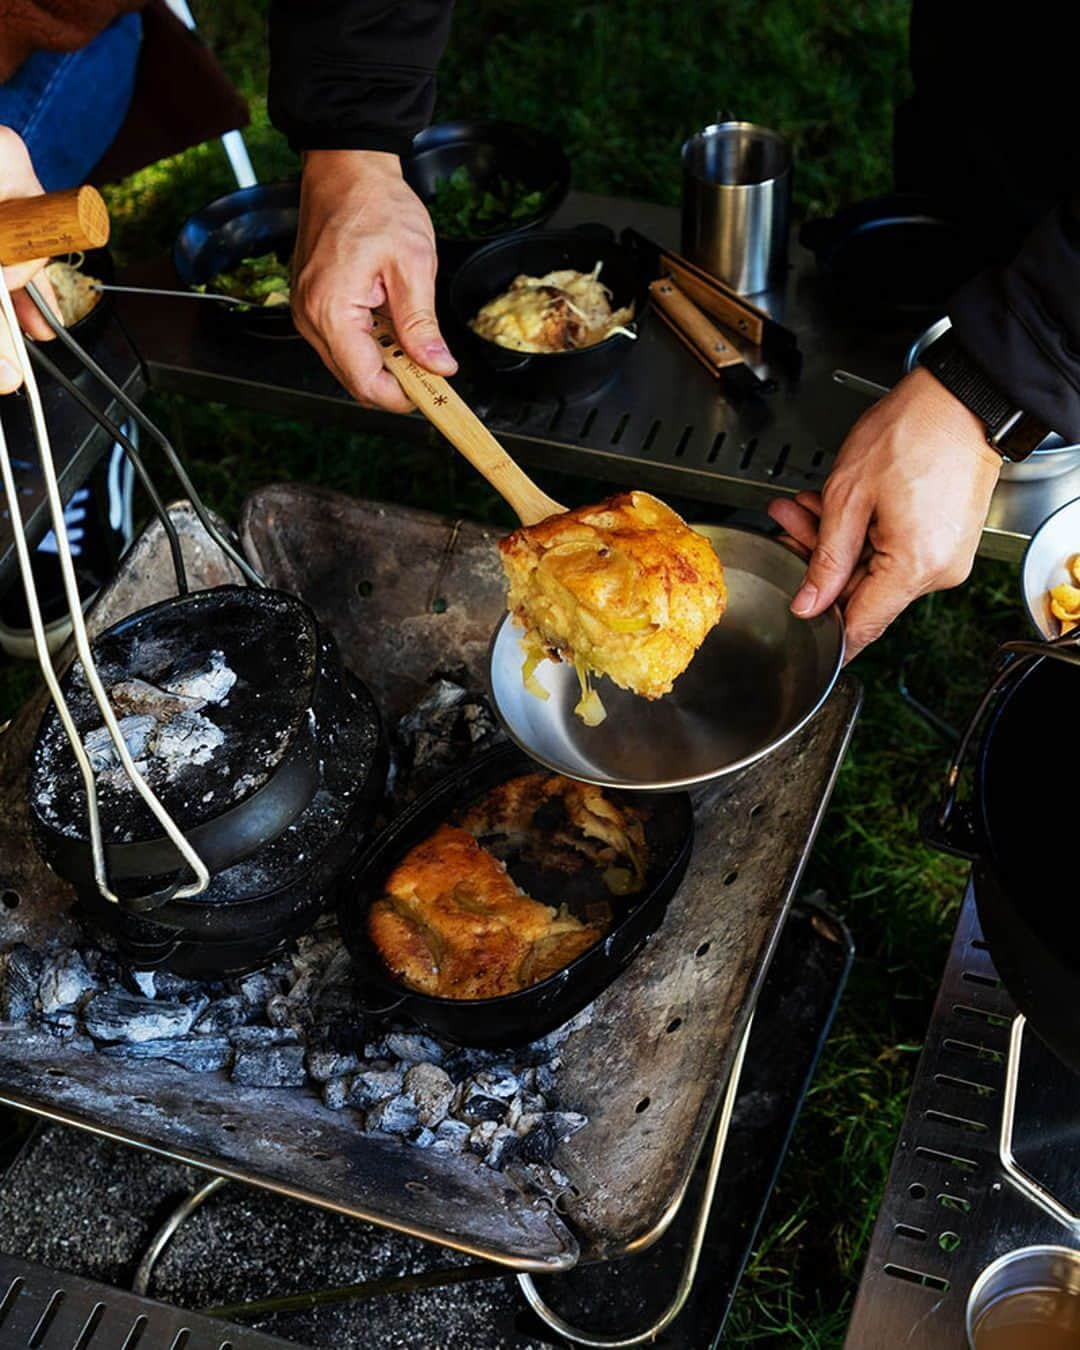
top-left (0, 186), bottom-right (261, 906)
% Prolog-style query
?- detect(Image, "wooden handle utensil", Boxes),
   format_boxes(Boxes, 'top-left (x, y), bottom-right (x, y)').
top-left (371, 313), bottom-right (565, 526)
top-left (648, 278), bottom-right (747, 374)
top-left (0, 186), bottom-right (110, 266)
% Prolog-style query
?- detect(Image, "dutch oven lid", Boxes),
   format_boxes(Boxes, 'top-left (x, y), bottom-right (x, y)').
top-left (30, 586), bottom-right (320, 851)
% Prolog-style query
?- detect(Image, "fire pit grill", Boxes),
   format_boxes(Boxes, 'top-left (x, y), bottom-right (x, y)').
top-left (0, 488), bottom-right (859, 1272)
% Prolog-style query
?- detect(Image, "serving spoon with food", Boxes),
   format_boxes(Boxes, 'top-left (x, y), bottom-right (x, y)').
top-left (372, 313), bottom-right (728, 728)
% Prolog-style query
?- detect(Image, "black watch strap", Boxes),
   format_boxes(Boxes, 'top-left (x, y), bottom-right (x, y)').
top-left (917, 330), bottom-right (1049, 461)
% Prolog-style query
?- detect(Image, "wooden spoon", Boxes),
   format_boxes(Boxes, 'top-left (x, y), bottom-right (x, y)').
top-left (371, 313), bottom-right (565, 526)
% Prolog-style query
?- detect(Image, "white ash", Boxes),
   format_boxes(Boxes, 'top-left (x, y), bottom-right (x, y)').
top-left (0, 916), bottom-right (592, 1190)
top-left (78, 653), bottom-right (235, 793)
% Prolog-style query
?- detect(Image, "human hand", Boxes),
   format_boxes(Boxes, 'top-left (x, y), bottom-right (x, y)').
top-left (768, 366), bottom-right (1002, 660)
top-left (292, 149), bottom-right (457, 412)
top-left (0, 125), bottom-right (60, 394)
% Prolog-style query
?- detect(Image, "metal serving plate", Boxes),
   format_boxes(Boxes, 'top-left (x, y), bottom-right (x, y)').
top-left (488, 525), bottom-right (844, 790)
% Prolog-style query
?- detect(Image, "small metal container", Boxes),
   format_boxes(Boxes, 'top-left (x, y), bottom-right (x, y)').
top-left (967, 1245), bottom-right (1080, 1347)
top-left (680, 121), bottom-right (792, 295)
top-left (905, 317), bottom-right (1080, 483)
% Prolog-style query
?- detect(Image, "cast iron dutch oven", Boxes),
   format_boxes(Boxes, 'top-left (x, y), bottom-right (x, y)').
top-left (338, 741), bottom-right (694, 1048)
top-left (924, 648), bottom-right (1080, 1074)
top-left (448, 227), bottom-right (649, 399)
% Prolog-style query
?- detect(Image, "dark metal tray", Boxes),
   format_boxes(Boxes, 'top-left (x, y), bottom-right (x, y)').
top-left (0, 490), bottom-right (860, 1271)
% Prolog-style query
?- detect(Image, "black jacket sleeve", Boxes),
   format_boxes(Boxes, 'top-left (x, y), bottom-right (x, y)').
top-left (950, 196), bottom-right (1080, 442)
top-left (268, 0), bottom-right (455, 158)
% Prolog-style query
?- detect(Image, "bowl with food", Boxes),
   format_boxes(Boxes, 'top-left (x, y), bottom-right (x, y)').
top-left (448, 228), bottom-right (648, 397)
top-left (338, 741), bottom-right (694, 1047)
top-left (1020, 496), bottom-right (1080, 639)
top-left (173, 181), bottom-right (298, 336)
top-left (402, 118), bottom-right (570, 265)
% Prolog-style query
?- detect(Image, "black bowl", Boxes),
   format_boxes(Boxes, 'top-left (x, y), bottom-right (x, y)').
top-left (173, 181), bottom-right (299, 338)
top-left (402, 119), bottom-right (570, 268)
top-left (447, 227), bottom-right (648, 399)
top-left (337, 742), bottom-right (694, 1048)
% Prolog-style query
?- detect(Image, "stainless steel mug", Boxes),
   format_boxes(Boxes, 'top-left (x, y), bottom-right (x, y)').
top-left (681, 122), bottom-right (792, 295)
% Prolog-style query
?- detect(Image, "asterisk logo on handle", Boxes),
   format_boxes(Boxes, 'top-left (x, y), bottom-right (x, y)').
top-left (433, 394), bottom-right (448, 407)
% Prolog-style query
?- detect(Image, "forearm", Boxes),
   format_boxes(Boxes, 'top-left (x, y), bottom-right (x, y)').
top-left (949, 193), bottom-right (1080, 442)
top-left (268, 0), bottom-right (455, 155)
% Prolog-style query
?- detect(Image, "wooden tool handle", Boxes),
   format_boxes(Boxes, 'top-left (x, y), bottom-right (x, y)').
top-left (648, 279), bottom-right (746, 371)
top-left (0, 186), bottom-right (110, 266)
top-left (660, 253), bottom-right (765, 346)
top-left (371, 314), bottom-right (564, 526)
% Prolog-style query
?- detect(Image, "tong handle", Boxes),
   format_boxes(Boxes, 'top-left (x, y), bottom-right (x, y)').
top-left (660, 252), bottom-right (765, 346)
top-left (371, 313), bottom-right (565, 526)
top-left (649, 279), bottom-right (746, 371)
top-left (0, 186), bottom-right (110, 265)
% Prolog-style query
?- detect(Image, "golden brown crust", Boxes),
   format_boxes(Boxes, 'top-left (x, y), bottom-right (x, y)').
top-left (458, 772), bottom-right (647, 882)
top-left (499, 491), bottom-right (727, 704)
top-left (368, 824), bottom-right (601, 1000)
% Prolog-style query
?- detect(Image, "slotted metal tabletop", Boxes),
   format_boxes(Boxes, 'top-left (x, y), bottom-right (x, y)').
top-left (0, 1253), bottom-right (295, 1350)
top-left (114, 190), bottom-right (1079, 563)
top-left (846, 882), bottom-right (1080, 1347)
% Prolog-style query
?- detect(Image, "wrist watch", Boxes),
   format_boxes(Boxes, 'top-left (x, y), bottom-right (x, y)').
top-left (917, 330), bottom-right (1050, 461)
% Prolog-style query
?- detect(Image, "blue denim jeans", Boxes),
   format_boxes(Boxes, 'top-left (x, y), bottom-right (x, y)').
top-left (0, 13), bottom-right (142, 190)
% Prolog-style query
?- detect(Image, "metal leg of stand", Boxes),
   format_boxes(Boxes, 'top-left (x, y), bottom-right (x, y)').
top-left (999, 1014), bottom-right (1080, 1232)
top-left (517, 1013), bottom-right (754, 1349)
top-left (132, 1175), bottom-right (229, 1296)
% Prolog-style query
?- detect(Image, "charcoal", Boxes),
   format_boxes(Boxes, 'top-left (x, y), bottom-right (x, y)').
top-left (410, 1126), bottom-right (437, 1149)
top-left (100, 1036), bottom-right (233, 1073)
top-left (473, 1068), bottom-right (519, 1100)
top-left (457, 1081), bottom-right (508, 1123)
top-left (510, 1119), bottom-right (558, 1164)
top-left (152, 970), bottom-right (207, 1003)
top-left (533, 1062), bottom-right (559, 1097)
top-left (126, 969), bottom-right (157, 999)
top-left (545, 1111), bottom-right (588, 1142)
top-left (404, 1063), bottom-right (454, 1127)
top-left (237, 970), bottom-right (283, 1008)
top-left (231, 1045), bottom-right (307, 1088)
top-left (346, 1068), bottom-right (404, 1109)
top-left (83, 715), bottom-right (156, 773)
top-left (384, 1031), bottom-right (444, 1064)
top-left (468, 1120), bottom-right (500, 1157)
top-left (41, 1010), bottom-right (80, 1040)
top-left (193, 995), bottom-right (250, 1035)
top-left (367, 1093), bottom-right (420, 1135)
top-left (83, 991), bottom-right (195, 1043)
top-left (154, 710), bottom-right (223, 766)
top-left (38, 949), bottom-right (98, 1014)
top-left (167, 651), bottom-right (236, 705)
top-left (306, 1049), bottom-right (361, 1084)
top-left (321, 1078), bottom-right (350, 1111)
top-left (0, 945), bottom-right (44, 1021)
top-left (109, 676), bottom-right (205, 720)
top-left (431, 1119), bottom-right (471, 1154)
top-left (513, 1111), bottom-right (545, 1138)
top-left (228, 1026), bottom-right (297, 1049)
top-left (485, 1123), bottom-right (519, 1169)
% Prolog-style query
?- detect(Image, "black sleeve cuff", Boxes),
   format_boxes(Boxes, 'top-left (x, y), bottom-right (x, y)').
top-left (949, 198), bottom-right (1080, 443)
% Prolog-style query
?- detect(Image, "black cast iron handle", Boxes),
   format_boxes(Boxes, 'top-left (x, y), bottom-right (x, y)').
top-left (116, 874), bottom-right (189, 914)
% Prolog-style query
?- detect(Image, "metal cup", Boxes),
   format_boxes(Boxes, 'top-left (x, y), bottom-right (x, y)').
top-left (681, 122), bottom-right (792, 295)
top-left (966, 1245), bottom-right (1080, 1347)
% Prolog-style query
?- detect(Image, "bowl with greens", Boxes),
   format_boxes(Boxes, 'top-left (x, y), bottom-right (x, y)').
top-left (403, 120), bottom-right (570, 261)
top-left (174, 181), bottom-right (300, 336)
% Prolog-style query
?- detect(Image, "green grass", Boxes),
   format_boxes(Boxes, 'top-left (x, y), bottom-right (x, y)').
top-left (0, 3), bottom-right (1027, 1343)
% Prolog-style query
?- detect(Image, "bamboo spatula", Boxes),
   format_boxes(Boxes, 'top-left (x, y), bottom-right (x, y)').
top-left (371, 313), bottom-right (565, 527)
